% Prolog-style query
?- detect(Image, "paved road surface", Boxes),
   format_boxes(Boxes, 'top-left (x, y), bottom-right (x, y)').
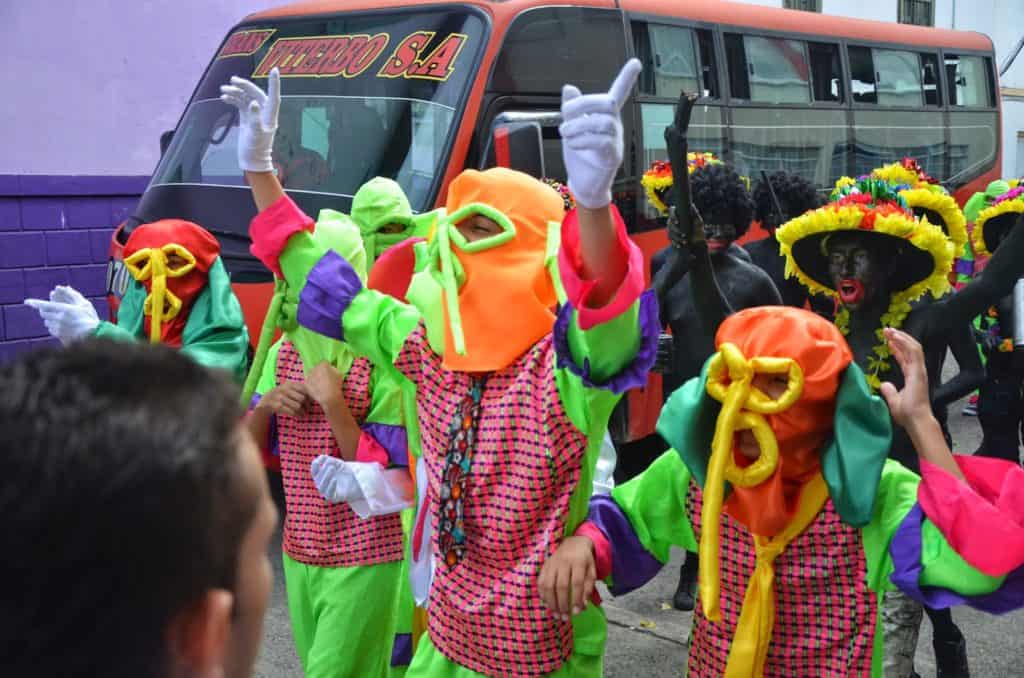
top-left (254, 385), bottom-right (1024, 677)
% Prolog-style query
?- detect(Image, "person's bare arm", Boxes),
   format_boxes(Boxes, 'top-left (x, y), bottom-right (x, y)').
top-left (246, 170), bottom-right (285, 212)
top-left (306, 363), bottom-right (360, 461)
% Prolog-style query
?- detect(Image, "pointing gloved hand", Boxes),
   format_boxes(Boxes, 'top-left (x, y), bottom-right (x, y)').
top-left (219, 67), bottom-right (281, 174)
top-left (24, 286), bottom-right (100, 345)
top-left (558, 59), bottom-right (641, 210)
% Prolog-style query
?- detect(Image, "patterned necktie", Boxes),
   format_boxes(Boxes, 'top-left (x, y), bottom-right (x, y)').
top-left (437, 376), bottom-right (486, 568)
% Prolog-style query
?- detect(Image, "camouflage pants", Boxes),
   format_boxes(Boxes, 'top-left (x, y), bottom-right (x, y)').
top-left (882, 590), bottom-right (923, 678)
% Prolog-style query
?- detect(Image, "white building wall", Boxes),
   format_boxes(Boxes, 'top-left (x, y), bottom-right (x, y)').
top-left (735, 0), bottom-right (1024, 177)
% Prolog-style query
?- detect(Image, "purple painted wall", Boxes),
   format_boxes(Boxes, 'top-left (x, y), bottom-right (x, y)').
top-left (0, 1), bottom-right (273, 358)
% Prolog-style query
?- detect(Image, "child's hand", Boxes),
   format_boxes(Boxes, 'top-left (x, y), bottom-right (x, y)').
top-left (257, 381), bottom-right (308, 417)
top-left (538, 536), bottom-right (597, 621)
top-left (879, 327), bottom-right (932, 429)
top-left (305, 362), bottom-right (346, 413)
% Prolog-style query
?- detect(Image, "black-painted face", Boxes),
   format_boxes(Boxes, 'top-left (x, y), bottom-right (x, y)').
top-left (826, 235), bottom-right (887, 310)
top-left (704, 222), bottom-right (738, 253)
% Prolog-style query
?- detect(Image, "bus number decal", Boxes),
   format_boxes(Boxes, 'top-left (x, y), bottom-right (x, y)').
top-left (253, 33), bottom-right (390, 79)
top-left (218, 29), bottom-right (276, 59)
top-left (378, 32), bottom-right (468, 82)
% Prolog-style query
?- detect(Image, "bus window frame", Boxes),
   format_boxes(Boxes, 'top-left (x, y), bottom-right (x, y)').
top-left (942, 51), bottom-right (999, 110)
top-left (156, 3), bottom-right (493, 215)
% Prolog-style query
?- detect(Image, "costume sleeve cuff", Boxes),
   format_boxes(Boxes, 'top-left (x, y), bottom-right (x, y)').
top-left (313, 458), bottom-right (414, 518)
top-left (586, 494), bottom-right (664, 595)
top-left (890, 504), bottom-right (1024, 613)
top-left (553, 289), bottom-right (660, 394)
top-left (358, 423), bottom-right (409, 467)
top-left (250, 194), bottom-right (315, 278)
top-left (918, 456), bottom-right (1024, 576)
top-left (575, 521), bottom-right (613, 581)
top-left (557, 205), bottom-right (644, 330)
top-left (297, 250), bottom-right (363, 341)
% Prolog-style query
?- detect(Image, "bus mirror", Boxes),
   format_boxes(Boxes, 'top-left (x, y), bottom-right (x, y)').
top-left (481, 120), bottom-right (546, 178)
top-left (159, 130), bottom-right (174, 156)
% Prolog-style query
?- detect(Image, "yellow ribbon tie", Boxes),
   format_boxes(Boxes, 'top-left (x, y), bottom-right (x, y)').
top-left (124, 244), bottom-right (196, 344)
top-left (722, 473), bottom-right (829, 678)
top-left (700, 343), bottom-right (804, 622)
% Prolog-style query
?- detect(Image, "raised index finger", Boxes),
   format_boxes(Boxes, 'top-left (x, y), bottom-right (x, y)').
top-left (608, 58), bottom-right (642, 110)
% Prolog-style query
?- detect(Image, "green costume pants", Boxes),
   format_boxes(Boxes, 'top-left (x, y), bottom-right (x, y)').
top-left (406, 632), bottom-right (602, 678)
top-left (283, 553), bottom-right (403, 678)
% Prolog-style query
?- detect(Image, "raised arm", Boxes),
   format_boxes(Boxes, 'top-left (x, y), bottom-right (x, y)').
top-left (663, 92), bottom-right (735, 338)
top-left (221, 71), bottom-right (421, 377)
top-left (928, 214), bottom-right (1024, 335)
top-left (932, 319), bottom-right (985, 409)
top-left (554, 60), bottom-right (658, 429)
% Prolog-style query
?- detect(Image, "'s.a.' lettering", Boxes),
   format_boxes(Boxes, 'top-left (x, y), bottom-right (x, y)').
top-left (378, 33), bottom-right (468, 81)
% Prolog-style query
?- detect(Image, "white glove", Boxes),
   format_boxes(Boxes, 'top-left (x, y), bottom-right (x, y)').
top-left (559, 59), bottom-right (641, 210)
top-left (219, 68), bottom-right (280, 173)
top-left (311, 454), bottom-right (414, 517)
top-left (24, 286), bottom-right (100, 345)
top-left (311, 454), bottom-right (360, 504)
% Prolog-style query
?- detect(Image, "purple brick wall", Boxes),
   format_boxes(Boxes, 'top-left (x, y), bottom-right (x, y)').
top-left (0, 176), bottom-right (147, 361)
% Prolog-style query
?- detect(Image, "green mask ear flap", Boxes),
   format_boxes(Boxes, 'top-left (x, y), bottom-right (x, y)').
top-left (820, 361), bottom-right (893, 527)
top-left (656, 357), bottom-right (721, 489)
top-left (545, 220), bottom-right (567, 306)
top-left (241, 278), bottom-right (287, 405)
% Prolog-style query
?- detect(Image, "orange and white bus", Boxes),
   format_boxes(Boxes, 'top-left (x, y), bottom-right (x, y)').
top-left (108, 0), bottom-right (1001, 446)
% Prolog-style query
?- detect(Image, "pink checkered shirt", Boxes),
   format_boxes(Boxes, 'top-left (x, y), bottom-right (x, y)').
top-left (396, 324), bottom-right (590, 677)
top-left (274, 342), bottom-right (404, 568)
top-left (686, 481), bottom-right (877, 677)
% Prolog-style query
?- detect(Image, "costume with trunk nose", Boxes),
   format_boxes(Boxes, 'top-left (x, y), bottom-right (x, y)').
top-left (573, 305), bottom-right (1024, 677)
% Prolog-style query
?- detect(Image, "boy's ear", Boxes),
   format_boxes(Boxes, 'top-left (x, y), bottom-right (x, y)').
top-left (165, 589), bottom-right (234, 678)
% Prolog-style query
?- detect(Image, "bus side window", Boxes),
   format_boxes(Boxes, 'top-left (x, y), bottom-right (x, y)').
top-left (696, 30), bottom-right (719, 99)
top-left (724, 33), bottom-right (750, 100)
top-left (632, 22), bottom-right (701, 98)
top-left (874, 49), bottom-right (924, 107)
top-left (946, 54), bottom-right (994, 107)
top-left (726, 34), bottom-right (811, 104)
top-left (921, 53), bottom-right (942, 106)
top-left (849, 46), bottom-right (878, 104)
top-left (809, 43), bottom-right (842, 103)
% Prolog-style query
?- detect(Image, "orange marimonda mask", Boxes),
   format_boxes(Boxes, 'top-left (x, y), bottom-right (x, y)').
top-left (710, 307), bottom-right (853, 538)
top-left (123, 220), bottom-right (220, 346)
top-left (426, 168), bottom-right (565, 373)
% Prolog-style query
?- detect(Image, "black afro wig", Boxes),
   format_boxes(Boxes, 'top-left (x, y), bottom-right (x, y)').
top-left (753, 171), bottom-right (821, 229)
top-left (691, 164), bottom-right (755, 237)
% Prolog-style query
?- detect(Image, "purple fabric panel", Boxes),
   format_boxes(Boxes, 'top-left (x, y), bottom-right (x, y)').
top-left (890, 504), bottom-right (1024, 614)
top-left (390, 633), bottom-right (413, 667)
top-left (297, 250), bottom-right (362, 342)
top-left (248, 394), bottom-right (280, 458)
top-left (954, 259), bottom-right (974, 276)
top-left (362, 422), bottom-right (409, 467)
top-left (553, 288), bottom-right (659, 395)
top-left (588, 494), bottom-right (664, 595)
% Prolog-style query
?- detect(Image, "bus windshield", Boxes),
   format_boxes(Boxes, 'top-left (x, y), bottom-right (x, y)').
top-left (151, 6), bottom-right (487, 212)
